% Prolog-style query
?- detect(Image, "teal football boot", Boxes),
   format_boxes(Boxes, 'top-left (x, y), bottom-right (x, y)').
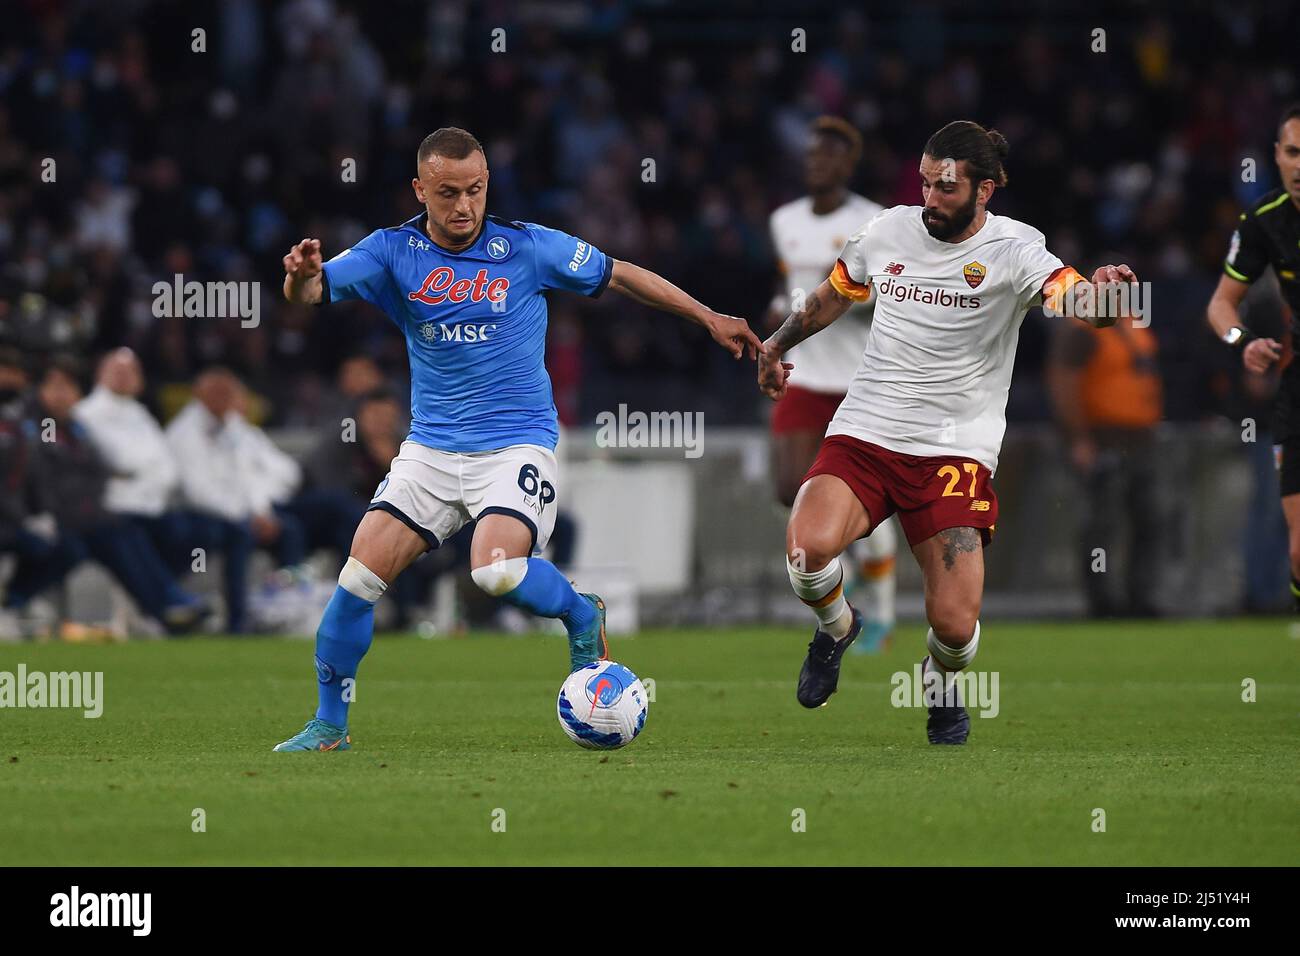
top-left (568, 593), bottom-right (608, 673)
top-left (272, 717), bottom-right (351, 752)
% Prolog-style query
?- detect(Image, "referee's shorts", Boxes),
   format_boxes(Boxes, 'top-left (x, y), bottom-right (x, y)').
top-left (1273, 362), bottom-right (1300, 497)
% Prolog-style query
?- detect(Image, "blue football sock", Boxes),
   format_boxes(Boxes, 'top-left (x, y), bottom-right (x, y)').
top-left (314, 585), bottom-right (375, 728)
top-left (499, 557), bottom-right (595, 634)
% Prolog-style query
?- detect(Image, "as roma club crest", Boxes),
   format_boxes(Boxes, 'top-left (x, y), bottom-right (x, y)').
top-left (962, 260), bottom-right (987, 289)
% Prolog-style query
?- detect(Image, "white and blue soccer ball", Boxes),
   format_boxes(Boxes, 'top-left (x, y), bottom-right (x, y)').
top-left (557, 660), bottom-right (648, 750)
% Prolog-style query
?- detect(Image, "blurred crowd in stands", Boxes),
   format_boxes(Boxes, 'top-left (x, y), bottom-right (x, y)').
top-left (0, 346), bottom-right (449, 635)
top-left (1, 0), bottom-right (1296, 624)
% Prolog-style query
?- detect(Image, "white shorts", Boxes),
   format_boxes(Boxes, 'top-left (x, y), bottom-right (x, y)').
top-left (368, 441), bottom-right (560, 553)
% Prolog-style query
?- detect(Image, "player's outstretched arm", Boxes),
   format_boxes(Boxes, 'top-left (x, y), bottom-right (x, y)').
top-left (283, 238), bottom-right (324, 305)
top-left (606, 259), bottom-right (761, 359)
top-left (757, 279), bottom-right (853, 400)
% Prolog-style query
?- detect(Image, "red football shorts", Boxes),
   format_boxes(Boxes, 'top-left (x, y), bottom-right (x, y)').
top-left (804, 434), bottom-right (999, 547)
top-left (771, 385), bottom-right (845, 435)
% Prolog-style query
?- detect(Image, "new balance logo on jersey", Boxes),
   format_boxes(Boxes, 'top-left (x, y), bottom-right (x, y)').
top-left (409, 267), bottom-right (509, 305)
top-left (884, 261), bottom-right (906, 275)
top-left (418, 321), bottom-right (498, 344)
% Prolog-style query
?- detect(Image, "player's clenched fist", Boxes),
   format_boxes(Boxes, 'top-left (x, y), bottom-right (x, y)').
top-left (284, 238), bottom-right (323, 278)
top-left (1091, 263), bottom-right (1136, 286)
top-left (1089, 263), bottom-right (1137, 328)
top-left (757, 344), bottom-right (794, 401)
top-left (1243, 336), bottom-right (1283, 374)
top-left (282, 239), bottom-right (325, 304)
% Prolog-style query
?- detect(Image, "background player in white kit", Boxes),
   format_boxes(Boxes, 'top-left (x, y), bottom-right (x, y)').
top-left (757, 121), bottom-right (1137, 743)
top-left (767, 117), bottom-right (897, 653)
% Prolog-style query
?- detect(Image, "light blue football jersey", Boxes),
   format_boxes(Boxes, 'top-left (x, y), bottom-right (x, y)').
top-left (321, 212), bottom-right (612, 452)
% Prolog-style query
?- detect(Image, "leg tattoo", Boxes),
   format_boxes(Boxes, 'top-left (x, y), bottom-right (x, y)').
top-left (938, 527), bottom-right (980, 571)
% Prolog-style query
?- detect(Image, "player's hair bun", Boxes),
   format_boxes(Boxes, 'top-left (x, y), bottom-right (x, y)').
top-left (986, 128), bottom-right (1010, 159)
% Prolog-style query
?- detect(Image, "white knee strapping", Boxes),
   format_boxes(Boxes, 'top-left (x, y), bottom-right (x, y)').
top-left (471, 557), bottom-right (529, 597)
top-left (339, 556), bottom-right (388, 604)
top-left (787, 556), bottom-right (852, 635)
top-left (927, 620), bottom-right (980, 670)
top-left (786, 556), bottom-right (841, 600)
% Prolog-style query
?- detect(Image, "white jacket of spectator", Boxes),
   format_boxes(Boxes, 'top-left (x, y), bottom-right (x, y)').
top-left (166, 400), bottom-right (302, 523)
top-left (74, 385), bottom-right (179, 517)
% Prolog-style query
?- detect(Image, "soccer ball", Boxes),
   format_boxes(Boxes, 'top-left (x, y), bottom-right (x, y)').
top-left (556, 660), bottom-right (648, 750)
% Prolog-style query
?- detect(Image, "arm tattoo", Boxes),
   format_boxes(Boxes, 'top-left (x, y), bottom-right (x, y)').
top-left (938, 527), bottom-right (981, 571)
top-left (769, 293), bottom-right (824, 353)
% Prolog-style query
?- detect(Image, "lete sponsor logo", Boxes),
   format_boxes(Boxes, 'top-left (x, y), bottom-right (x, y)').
top-left (408, 267), bottom-right (509, 305)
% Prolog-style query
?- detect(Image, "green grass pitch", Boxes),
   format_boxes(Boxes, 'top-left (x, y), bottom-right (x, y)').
top-left (1, 619), bottom-right (1296, 866)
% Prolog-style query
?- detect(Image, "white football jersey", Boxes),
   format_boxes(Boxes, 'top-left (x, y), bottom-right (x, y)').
top-left (770, 193), bottom-right (884, 393)
top-left (825, 205), bottom-right (1081, 474)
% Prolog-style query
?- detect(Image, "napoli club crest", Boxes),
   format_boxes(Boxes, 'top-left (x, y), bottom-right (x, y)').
top-left (487, 236), bottom-right (511, 260)
top-left (962, 260), bottom-right (987, 289)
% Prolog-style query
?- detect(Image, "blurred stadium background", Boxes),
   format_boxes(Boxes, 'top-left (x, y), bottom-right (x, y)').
top-left (2, 0), bottom-right (1295, 638)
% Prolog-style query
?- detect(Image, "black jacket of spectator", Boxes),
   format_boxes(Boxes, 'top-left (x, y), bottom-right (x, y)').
top-left (24, 407), bottom-right (112, 534)
top-left (0, 392), bottom-right (32, 546)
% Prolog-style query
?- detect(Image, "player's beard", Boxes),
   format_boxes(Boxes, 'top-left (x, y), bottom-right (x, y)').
top-left (922, 190), bottom-right (979, 240)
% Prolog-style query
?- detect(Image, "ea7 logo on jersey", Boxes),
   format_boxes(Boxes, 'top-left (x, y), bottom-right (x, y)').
top-left (568, 240), bottom-right (592, 273)
top-left (962, 260), bottom-right (987, 289)
top-left (884, 261), bottom-right (905, 275)
top-left (418, 321), bottom-right (498, 344)
top-left (409, 267), bottom-right (509, 305)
